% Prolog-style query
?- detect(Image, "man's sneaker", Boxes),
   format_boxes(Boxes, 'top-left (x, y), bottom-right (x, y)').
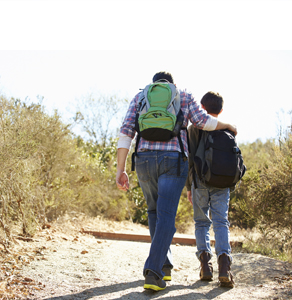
top-left (199, 251), bottom-right (213, 281)
top-left (218, 253), bottom-right (235, 288)
top-left (162, 266), bottom-right (172, 281)
top-left (144, 271), bottom-right (166, 291)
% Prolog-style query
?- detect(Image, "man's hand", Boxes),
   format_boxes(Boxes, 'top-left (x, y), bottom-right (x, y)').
top-left (228, 124), bottom-right (237, 136)
top-left (187, 190), bottom-right (193, 205)
top-left (116, 148), bottom-right (130, 191)
top-left (215, 121), bottom-right (237, 136)
top-left (116, 169), bottom-right (129, 191)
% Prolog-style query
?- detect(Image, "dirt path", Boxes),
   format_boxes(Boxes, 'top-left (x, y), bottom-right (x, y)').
top-left (1, 217), bottom-right (292, 299)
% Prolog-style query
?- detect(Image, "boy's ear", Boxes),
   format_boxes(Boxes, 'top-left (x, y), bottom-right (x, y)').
top-left (201, 104), bottom-right (206, 110)
top-left (218, 108), bottom-right (223, 115)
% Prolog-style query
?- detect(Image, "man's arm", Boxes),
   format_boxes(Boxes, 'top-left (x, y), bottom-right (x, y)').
top-left (203, 116), bottom-right (237, 135)
top-left (187, 97), bottom-right (237, 135)
top-left (116, 148), bottom-right (130, 191)
top-left (116, 93), bottom-right (139, 191)
top-left (215, 121), bottom-right (237, 135)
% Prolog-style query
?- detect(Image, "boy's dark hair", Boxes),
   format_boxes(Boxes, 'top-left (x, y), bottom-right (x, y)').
top-left (152, 71), bottom-right (174, 84)
top-left (200, 91), bottom-right (224, 115)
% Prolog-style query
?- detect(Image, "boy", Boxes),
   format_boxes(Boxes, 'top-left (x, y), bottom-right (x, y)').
top-left (186, 91), bottom-right (235, 288)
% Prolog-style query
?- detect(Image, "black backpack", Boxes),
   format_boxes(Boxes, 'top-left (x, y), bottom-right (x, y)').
top-left (193, 129), bottom-right (246, 189)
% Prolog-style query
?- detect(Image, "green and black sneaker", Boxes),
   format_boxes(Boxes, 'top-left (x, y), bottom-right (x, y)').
top-left (144, 271), bottom-right (166, 291)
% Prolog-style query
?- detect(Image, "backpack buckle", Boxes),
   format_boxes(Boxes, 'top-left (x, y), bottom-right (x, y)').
top-left (233, 147), bottom-right (240, 154)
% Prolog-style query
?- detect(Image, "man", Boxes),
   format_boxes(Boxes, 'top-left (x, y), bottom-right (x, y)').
top-left (116, 72), bottom-right (237, 291)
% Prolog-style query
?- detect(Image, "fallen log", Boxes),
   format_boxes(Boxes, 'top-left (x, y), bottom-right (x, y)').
top-left (81, 230), bottom-right (243, 248)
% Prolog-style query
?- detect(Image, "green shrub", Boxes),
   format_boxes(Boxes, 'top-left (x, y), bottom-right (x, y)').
top-left (0, 96), bottom-right (132, 246)
top-left (175, 188), bottom-right (194, 233)
top-left (233, 132), bottom-right (292, 261)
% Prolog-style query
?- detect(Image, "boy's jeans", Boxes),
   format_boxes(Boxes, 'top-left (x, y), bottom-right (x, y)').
top-left (135, 151), bottom-right (188, 279)
top-left (191, 177), bottom-right (232, 262)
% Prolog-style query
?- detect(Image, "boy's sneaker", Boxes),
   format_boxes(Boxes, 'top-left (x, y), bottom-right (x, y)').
top-left (144, 271), bottom-right (166, 291)
top-left (162, 266), bottom-right (172, 281)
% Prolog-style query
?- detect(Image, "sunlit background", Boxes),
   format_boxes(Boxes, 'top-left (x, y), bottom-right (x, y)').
top-left (1, 1), bottom-right (291, 144)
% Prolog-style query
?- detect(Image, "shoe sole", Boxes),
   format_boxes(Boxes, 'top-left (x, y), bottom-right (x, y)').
top-left (200, 275), bottom-right (213, 281)
top-left (219, 276), bottom-right (234, 288)
top-left (200, 271), bottom-right (213, 281)
top-left (163, 275), bottom-right (171, 281)
top-left (144, 284), bottom-right (166, 291)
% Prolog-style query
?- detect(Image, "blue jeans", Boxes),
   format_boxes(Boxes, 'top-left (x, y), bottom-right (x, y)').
top-left (135, 151), bottom-right (188, 279)
top-left (192, 176), bottom-right (232, 262)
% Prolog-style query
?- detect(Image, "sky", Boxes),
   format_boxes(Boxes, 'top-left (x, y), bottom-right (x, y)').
top-left (0, 0), bottom-right (292, 145)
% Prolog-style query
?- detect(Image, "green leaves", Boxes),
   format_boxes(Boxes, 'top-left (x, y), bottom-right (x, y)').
top-left (232, 133), bottom-right (292, 261)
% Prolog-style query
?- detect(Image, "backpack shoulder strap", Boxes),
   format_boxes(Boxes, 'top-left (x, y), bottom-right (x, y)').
top-left (198, 129), bottom-right (203, 146)
top-left (132, 88), bottom-right (148, 172)
top-left (167, 84), bottom-right (181, 115)
top-left (176, 130), bottom-right (187, 176)
top-left (136, 85), bottom-right (151, 114)
top-left (131, 133), bottom-right (141, 171)
top-left (195, 129), bottom-right (207, 156)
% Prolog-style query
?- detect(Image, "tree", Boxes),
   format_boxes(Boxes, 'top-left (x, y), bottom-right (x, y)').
top-left (74, 93), bottom-right (129, 146)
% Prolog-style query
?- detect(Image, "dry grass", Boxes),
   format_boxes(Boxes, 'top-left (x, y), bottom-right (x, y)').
top-left (52, 213), bottom-right (150, 235)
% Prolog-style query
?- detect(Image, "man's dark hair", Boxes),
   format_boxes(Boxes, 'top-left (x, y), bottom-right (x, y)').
top-left (152, 72), bottom-right (174, 84)
top-left (200, 91), bottom-right (224, 115)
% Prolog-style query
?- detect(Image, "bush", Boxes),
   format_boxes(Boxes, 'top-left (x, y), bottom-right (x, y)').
top-left (232, 133), bottom-right (292, 261)
top-left (0, 97), bottom-right (81, 240)
top-left (175, 187), bottom-right (194, 233)
top-left (0, 96), bottom-right (133, 248)
top-left (229, 139), bottom-right (275, 228)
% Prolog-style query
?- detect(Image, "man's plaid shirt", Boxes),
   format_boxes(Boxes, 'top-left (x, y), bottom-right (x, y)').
top-left (120, 89), bottom-right (213, 154)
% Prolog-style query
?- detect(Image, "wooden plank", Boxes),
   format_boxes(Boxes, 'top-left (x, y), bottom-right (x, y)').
top-left (81, 230), bottom-right (243, 248)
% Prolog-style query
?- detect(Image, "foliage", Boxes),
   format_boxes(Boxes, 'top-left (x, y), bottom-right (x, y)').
top-left (175, 187), bottom-right (194, 233)
top-left (74, 137), bottom-right (136, 221)
top-left (73, 93), bottom-right (129, 146)
top-left (229, 139), bottom-right (275, 228)
top-left (230, 123), bottom-right (292, 261)
top-left (0, 97), bottom-right (72, 242)
top-left (1, 91), bottom-right (292, 263)
top-left (0, 96), bottom-right (132, 249)
top-left (246, 135), bottom-right (292, 254)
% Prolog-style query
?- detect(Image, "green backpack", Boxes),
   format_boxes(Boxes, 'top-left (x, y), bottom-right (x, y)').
top-left (131, 81), bottom-right (186, 174)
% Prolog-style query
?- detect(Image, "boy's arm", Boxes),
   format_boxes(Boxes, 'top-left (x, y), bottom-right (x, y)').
top-left (187, 190), bottom-right (193, 205)
top-left (185, 173), bottom-right (192, 192)
top-left (186, 148), bottom-right (193, 192)
top-left (186, 126), bottom-right (199, 205)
